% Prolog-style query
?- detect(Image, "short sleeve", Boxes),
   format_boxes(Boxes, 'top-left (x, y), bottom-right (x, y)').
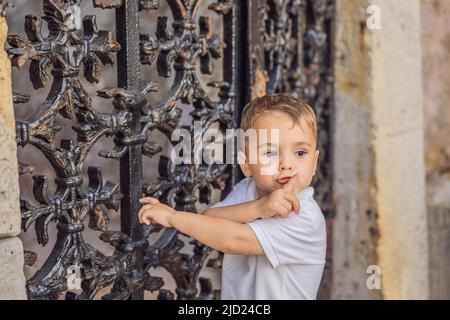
top-left (248, 200), bottom-right (326, 269)
top-left (210, 178), bottom-right (251, 208)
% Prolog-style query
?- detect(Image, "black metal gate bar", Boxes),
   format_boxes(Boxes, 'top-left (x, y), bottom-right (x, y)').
top-left (222, 0), bottom-right (247, 188)
top-left (115, 0), bottom-right (144, 300)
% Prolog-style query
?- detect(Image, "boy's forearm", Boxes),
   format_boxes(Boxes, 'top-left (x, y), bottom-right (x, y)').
top-left (169, 211), bottom-right (251, 253)
top-left (203, 200), bottom-right (261, 223)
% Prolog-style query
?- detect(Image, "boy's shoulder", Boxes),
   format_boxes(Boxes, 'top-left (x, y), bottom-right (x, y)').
top-left (212, 177), bottom-right (256, 208)
top-left (298, 196), bottom-right (325, 232)
top-left (229, 177), bottom-right (258, 201)
top-left (232, 177), bottom-right (253, 190)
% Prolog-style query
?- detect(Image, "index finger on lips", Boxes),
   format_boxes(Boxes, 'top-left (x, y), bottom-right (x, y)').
top-left (282, 176), bottom-right (296, 192)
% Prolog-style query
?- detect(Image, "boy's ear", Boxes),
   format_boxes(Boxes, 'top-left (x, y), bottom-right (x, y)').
top-left (238, 150), bottom-right (252, 177)
top-left (313, 149), bottom-right (320, 176)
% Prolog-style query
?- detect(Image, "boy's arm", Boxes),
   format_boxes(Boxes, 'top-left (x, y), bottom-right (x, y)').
top-left (138, 198), bottom-right (264, 255)
top-left (170, 211), bottom-right (263, 255)
top-left (202, 200), bottom-right (261, 223)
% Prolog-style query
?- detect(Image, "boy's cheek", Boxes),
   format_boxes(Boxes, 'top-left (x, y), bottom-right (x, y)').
top-left (259, 164), bottom-right (278, 176)
top-left (252, 171), bottom-right (277, 191)
top-left (250, 159), bottom-right (279, 177)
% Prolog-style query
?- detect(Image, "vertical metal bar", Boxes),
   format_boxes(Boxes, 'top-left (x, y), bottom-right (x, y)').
top-left (116, 0), bottom-right (140, 89)
top-left (222, 0), bottom-right (249, 190)
top-left (115, 0), bottom-right (144, 300)
top-left (318, 1), bottom-right (336, 300)
top-left (247, 0), bottom-right (266, 98)
top-left (228, 1), bottom-right (251, 112)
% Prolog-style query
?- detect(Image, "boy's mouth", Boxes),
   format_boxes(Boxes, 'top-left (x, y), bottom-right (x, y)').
top-left (276, 175), bottom-right (295, 185)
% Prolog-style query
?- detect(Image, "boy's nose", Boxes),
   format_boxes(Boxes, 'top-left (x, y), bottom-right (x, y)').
top-left (279, 162), bottom-right (293, 171)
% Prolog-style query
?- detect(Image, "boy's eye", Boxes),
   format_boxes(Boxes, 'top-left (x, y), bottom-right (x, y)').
top-left (295, 150), bottom-right (306, 157)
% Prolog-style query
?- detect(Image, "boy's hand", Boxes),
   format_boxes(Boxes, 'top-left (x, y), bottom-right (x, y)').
top-left (138, 197), bottom-right (176, 228)
top-left (256, 178), bottom-right (300, 219)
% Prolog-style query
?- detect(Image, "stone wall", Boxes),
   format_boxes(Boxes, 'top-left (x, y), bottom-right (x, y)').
top-left (0, 14), bottom-right (27, 300)
top-left (332, 0), bottom-right (429, 299)
top-left (421, 0), bottom-right (450, 299)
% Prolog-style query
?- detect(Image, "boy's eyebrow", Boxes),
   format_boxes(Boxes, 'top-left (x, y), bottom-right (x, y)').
top-left (257, 141), bottom-right (313, 148)
top-left (294, 141), bottom-right (312, 147)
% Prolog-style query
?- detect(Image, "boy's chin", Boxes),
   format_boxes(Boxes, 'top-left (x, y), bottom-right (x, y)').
top-left (258, 184), bottom-right (281, 194)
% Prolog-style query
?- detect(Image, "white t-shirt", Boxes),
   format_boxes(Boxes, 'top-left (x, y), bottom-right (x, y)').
top-left (212, 177), bottom-right (326, 300)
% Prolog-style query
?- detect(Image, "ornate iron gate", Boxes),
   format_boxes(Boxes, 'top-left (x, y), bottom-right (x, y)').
top-left (6, 0), bottom-right (334, 300)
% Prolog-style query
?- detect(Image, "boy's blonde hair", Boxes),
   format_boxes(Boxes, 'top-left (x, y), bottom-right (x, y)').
top-left (240, 93), bottom-right (317, 142)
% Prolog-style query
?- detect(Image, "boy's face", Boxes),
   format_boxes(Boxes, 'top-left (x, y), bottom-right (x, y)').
top-left (238, 111), bottom-right (319, 197)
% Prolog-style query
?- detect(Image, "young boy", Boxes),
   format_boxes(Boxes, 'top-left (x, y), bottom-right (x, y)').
top-left (138, 93), bottom-right (326, 300)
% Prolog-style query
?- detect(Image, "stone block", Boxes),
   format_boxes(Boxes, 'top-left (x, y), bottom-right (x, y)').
top-left (0, 237), bottom-right (27, 299)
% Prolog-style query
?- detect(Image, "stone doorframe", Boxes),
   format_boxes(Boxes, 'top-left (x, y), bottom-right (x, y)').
top-left (331, 0), bottom-right (428, 299)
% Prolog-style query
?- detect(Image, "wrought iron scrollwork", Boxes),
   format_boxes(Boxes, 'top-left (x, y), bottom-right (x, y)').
top-left (8, 0), bottom-right (133, 300)
top-left (9, 0), bottom-right (236, 300)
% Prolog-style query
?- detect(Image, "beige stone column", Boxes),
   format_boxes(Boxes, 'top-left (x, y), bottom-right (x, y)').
top-left (332, 0), bottom-right (429, 299)
top-left (0, 14), bottom-right (27, 300)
